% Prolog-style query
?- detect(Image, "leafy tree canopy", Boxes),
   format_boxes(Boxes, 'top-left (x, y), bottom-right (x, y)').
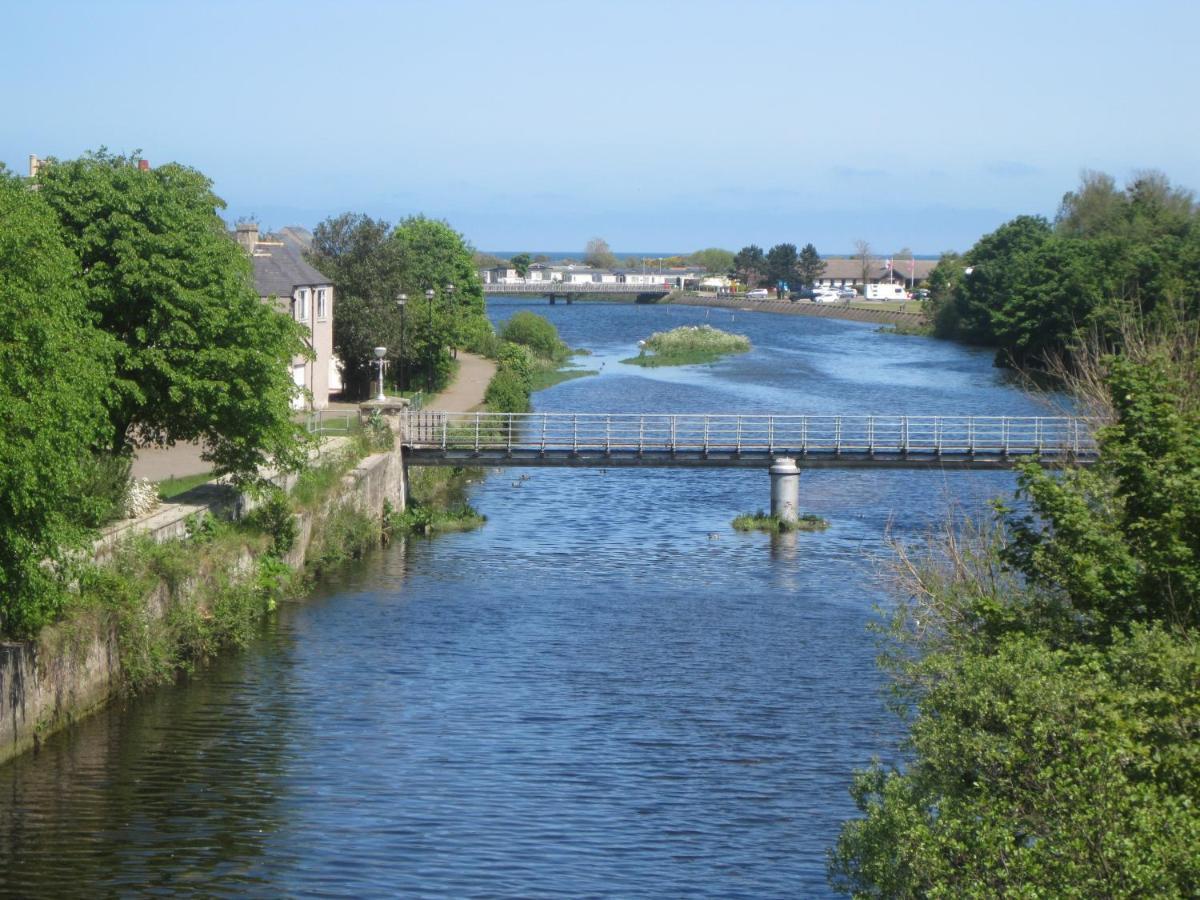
top-left (37, 150), bottom-right (309, 478)
top-left (584, 237), bottom-right (617, 270)
top-left (0, 173), bottom-right (113, 635)
top-left (765, 242), bottom-right (799, 288)
top-left (796, 243), bottom-right (826, 287)
top-left (510, 253), bottom-right (532, 277)
top-left (688, 247), bottom-right (734, 273)
top-left (734, 244), bottom-right (765, 286)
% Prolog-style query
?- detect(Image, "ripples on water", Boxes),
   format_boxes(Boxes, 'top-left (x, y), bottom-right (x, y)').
top-left (0, 302), bottom-right (1046, 897)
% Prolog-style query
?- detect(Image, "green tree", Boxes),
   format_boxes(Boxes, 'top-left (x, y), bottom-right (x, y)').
top-left (832, 348), bottom-right (1200, 896)
top-left (510, 253), bottom-right (532, 277)
top-left (948, 215), bottom-right (1053, 348)
top-left (765, 243), bottom-right (799, 289)
top-left (37, 150), bottom-right (309, 479)
top-left (688, 247), bottom-right (735, 273)
top-left (584, 237), bottom-right (617, 270)
top-left (308, 213), bottom-right (404, 396)
top-left (733, 244), bottom-right (765, 287)
top-left (0, 173), bottom-right (113, 635)
top-left (796, 243), bottom-right (826, 288)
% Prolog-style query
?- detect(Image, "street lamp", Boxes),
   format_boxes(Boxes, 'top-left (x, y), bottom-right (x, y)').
top-left (425, 288), bottom-right (435, 392)
top-left (396, 293), bottom-right (407, 392)
top-left (444, 283), bottom-right (456, 359)
top-left (373, 346), bottom-right (387, 402)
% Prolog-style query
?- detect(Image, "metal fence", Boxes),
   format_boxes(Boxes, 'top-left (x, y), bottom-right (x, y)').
top-left (400, 412), bottom-right (1097, 459)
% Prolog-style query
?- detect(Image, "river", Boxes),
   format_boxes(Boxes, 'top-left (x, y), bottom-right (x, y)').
top-left (0, 301), bottom-right (1049, 897)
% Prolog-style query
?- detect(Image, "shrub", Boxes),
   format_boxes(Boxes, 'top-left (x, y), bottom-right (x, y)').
top-left (500, 311), bottom-right (567, 360)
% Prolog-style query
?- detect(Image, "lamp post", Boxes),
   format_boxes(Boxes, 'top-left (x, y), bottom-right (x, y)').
top-left (373, 346), bottom-right (387, 402)
top-left (444, 283), bottom-right (456, 359)
top-left (396, 293), bottom-right (407, 392)
top-left (425, 288), bottom-right (435, 392)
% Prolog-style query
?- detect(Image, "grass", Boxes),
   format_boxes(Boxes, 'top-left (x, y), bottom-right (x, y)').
top-left (530, 364), bottom-right (599, 392)
top-left (622, 324), bottom-right (751, 367)
top-left (847, 300), bottom-right (928, 314)
top-left (732, 511), bottom-right (830, 533)
top-left (157, 471), bottom-right (215, 500)
top-left (393, 466), bottom-right (487, 536)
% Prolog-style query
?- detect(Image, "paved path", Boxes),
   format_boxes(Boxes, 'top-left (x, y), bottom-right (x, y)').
top-left (426, 351), bottom-right (497, 413)
top-left (131, 352), bottom-right (498, 480)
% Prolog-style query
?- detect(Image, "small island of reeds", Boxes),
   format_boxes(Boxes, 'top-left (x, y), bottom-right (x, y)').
top-left (623, 324), bottom-right (751, 367)
top-left (732, 511), bottom-right (829, 533)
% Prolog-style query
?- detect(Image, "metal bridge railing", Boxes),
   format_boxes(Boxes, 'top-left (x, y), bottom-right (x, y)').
top-left (399, 412), bottom-right (1097, 457)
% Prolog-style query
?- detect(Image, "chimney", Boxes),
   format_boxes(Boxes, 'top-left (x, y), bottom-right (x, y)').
top-left (235, 222), bottom-right (259, 253)
top-left (137, 159), bottom-right (150, 171)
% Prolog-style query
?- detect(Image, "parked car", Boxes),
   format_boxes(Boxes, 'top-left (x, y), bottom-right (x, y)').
top-left (746, 288), bottom-right (769, 299)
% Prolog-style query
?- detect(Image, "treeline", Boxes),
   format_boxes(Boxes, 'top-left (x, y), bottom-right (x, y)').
top-left (732, 242), bottom-right (826, 289)
top-left (1, 150), bottom-right (308, 636)
top-left (831, 191), bottom-right (1200, 891)
top-left (928, 170), bottom-right (1200, 367)
top-left (306, 213), bottom-right (492, 399)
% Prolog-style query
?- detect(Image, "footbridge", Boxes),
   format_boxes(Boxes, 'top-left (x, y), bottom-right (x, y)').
top-left (399, 411), bottom-right (1096, 521)
top-left (400, 412), bottom-right (1096, 469)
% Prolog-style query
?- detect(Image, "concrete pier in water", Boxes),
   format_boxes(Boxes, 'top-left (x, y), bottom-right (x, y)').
top-left (769, 457), bottom-right (801, 523)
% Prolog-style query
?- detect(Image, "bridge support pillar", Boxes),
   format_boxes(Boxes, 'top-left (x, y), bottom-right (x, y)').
top-left (769, 457), bottom-right (800, 523)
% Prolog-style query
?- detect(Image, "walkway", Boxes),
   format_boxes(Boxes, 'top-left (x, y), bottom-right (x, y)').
top-left (425, 351), bottom-right (497, 413)
top-left (131, 352), bottom-right (497, 480)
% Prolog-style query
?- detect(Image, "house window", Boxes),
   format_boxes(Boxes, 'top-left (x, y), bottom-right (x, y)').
top-left (317, 288), bottom-right (327, 319)
top-left (296, 290), bottom-right (308, 321)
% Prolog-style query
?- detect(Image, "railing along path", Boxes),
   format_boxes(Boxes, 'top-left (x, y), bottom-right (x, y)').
top-left (482, 281), bottom-right (671, 294)
top-left (400, 412), bottom-right (1097, 469)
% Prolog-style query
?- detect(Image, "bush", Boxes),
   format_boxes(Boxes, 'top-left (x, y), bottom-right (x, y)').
top-left (483, 369), bottom-right (531, 413)
top-left (78, 452), bottom-right (133, 527)
top-left (500, 311), bottom-right (567, 360)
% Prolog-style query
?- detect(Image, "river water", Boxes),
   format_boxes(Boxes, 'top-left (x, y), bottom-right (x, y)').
top-left (0, 301), bottom-right (1049, 897)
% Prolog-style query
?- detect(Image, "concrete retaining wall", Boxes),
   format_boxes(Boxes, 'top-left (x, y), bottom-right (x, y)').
top-left (673, 294), bottom-right (929, 328)
top-left (0, 446), bottom-right (406, 767)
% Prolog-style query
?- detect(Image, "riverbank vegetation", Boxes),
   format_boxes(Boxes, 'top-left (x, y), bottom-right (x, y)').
top-left (624, 324), bottom-right (751, 367)
top-left (481, 312), bottom-right (596, 412)
top-left (830, 321), bottom-right (1200, 895)
top-left (1, 153), bottom-right (310, 639)
top-left (927, 169), bottom-right (1200, 370)
top-left (391, 466), bottom-right (486, 536)
top-left (732, 511), bottom-right (829, 533)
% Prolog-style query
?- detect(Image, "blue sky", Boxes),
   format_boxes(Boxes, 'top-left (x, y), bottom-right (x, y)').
top-left (4, 0), bottom-right (1198, 255)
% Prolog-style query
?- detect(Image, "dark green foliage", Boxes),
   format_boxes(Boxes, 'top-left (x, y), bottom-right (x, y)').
top-left (765, 242), bottom-right (799, 288)
top-left (245, 489), bottom-right (297, 557)
top-left (500, 311), bottom-right (568, 360)
top-left (935, 171), bottom-right (1200, 368)
top-left (78, 452), bottom-right (133, 527)
top-left (796, 243), bottom-right (826, 288)
top-left (0, 172), bottom-right (112, 636)
top-left (309, 212), bottom-right (490, 395)
top-left (483, 370), bottom-right (532, 413)
top-left (36, 150), bottom-right (310, 479)
top-left (832, 349), bottom-right (1200, 896)
top-left (510, 252), bottom-right (532, 277)
top-left (734, 244), bottom-right (766, 286)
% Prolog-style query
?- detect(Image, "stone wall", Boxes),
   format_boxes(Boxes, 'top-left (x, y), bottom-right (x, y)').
top-left (0, 446), bottom-right (406, 767)
top-left (673, 294), bottom-right (929, 328)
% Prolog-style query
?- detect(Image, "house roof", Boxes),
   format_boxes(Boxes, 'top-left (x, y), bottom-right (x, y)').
top-left (817, 257), bottom-right (938, 281)
top-left (251, 242), bottom-right (332, 298)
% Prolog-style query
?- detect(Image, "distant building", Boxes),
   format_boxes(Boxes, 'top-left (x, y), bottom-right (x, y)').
top-left (237, 223), bottom-right (335, 409)
top-left (813, 258), bottom-right (937, 289)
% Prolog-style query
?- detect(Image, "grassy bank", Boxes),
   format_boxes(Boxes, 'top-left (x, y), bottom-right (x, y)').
top-left (390, 466), bottom-right (487, 536)
top-left (732, 511), bottom-right (829, 533)
top-left (623, 324), bottom-right (751, 367)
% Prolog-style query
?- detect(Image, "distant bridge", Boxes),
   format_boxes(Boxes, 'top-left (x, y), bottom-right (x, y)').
top-left (399, 412), bottom-right (1097, 470)
top-left (482, 281), bottom-right (671, 300)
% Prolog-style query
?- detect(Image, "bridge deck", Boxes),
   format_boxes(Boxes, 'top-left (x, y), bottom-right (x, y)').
top-left (399, 412), bottom-right (1097, 469)
top-left (482, 282), bottom-right (670, 295)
